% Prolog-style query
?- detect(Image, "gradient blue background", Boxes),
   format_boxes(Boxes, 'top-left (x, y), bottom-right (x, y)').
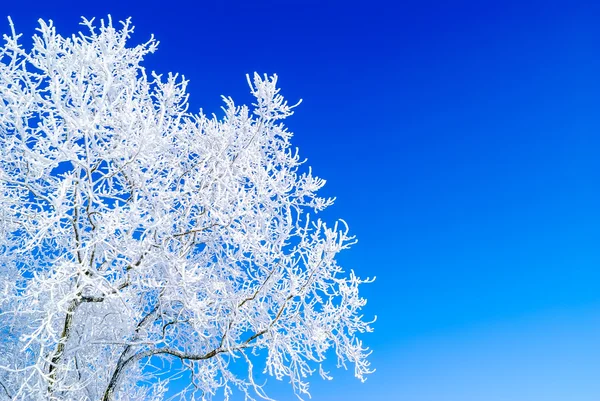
top-left (3, 1), bottom-right (600, 400)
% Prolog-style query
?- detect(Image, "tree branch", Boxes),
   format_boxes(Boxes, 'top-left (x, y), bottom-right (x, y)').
top-left (101, 301), bottom-right (161, 401)
top-left (0, 379), bottom-right (12, 400)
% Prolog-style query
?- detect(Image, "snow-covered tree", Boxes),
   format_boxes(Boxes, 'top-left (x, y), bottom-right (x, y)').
top-left (0, 16), bottom-right (374, 401)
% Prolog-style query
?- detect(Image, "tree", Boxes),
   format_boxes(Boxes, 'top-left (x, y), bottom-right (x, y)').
top-left (0, 16), bottom-right (374, 401)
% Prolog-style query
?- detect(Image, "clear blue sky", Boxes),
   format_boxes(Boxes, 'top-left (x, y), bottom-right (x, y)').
top-left (3, 1), bottom-right (600, 400)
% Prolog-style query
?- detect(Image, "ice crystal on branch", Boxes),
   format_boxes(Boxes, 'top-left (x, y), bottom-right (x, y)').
top-left (0, 16), bottom-right (374, 401)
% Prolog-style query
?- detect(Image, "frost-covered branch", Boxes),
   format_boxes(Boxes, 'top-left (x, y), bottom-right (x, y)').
top-left (0, 16), bottom-right (374, 401)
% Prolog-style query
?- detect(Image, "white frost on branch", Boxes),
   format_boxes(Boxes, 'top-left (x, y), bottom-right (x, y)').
top-left (0, 16), bottom-right (374, 401)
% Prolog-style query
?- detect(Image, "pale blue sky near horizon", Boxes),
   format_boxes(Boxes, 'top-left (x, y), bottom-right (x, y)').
top-left (3, 0), bottom-right (600, 400)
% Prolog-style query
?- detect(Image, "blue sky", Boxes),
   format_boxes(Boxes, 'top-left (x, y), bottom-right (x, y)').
top-left (3, 0), bottom-right (600, 400)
